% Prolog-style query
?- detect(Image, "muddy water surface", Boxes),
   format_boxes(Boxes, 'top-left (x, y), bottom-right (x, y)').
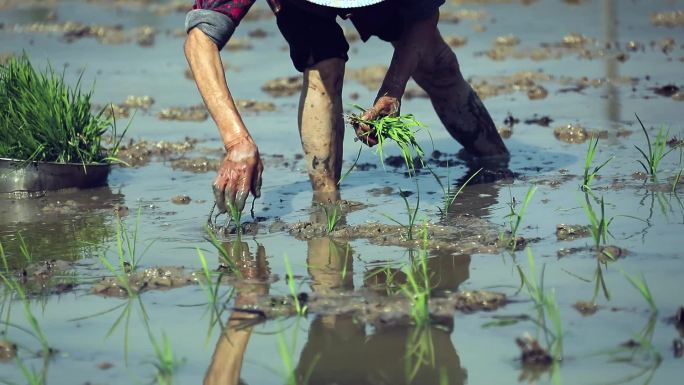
top-left (1, 0), bottom-right (684, 384)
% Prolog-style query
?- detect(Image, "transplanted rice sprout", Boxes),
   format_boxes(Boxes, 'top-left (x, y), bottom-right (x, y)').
top-left (0, 54), bottom-right (126, 164)
top-left (348, 105), bottom-right (429, 174)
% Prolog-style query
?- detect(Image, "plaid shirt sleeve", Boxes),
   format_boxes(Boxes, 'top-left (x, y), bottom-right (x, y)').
top-left (185, 0), bottom-right (257, 49)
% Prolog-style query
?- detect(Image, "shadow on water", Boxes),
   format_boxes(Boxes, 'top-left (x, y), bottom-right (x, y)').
top-left (0, 187), bottom-right (123, 265)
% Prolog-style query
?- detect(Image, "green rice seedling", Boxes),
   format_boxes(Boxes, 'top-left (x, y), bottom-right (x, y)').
top-left (501, 186), bottom-right (537, 250)
top-left (591, 260), bottom-right (611, 303)
top-left (634, 114), bottom-right (673, 179)
top-left (115, 206), bottom-right (153, 273)
top-left (226, 200), bottom-right (243, 237)
top-left (196, 248), bottom-right (232, 342)
top-left (16, 234), bottom-right (32, 266)
top-left (596, 314), bottom-right (661, 385)
top-left (204, 227), bottom-right (240, 275)
top-left (143, 326), bottom-right (183, 385)
top-left (399, 222), bottom-right (432, 326)
top-left (321, 204), bottom-right (342, 233)
top-left (0, 277), bottom-right (51, 356)
top-left (622, 270), bottom-right (657, 313)
top-left (428, 163), bottom-right (482, 218)
top-left (150, 333), bottom-right (179, 385)
top-left (0, 54), bottom-right (128, 164)
top-left (283, 254), bottom-right (307, 316)
top-left (276, 320), bottom-right (318, 385)
top-left (673, 169), bottom-right (682, 193)
top-left (516, 249), bottom-right (563, 361)
top-left (581, 195), bottom-right (615, 258)
top-left (581, 136), bottom-right (613, 191)
top-left (338, 145), bottom-right (363, 186)
top-left (381, 186), bottom-right (420, 241)
top-left (348, 105), bottom-right (429, 175)
top-left (405, 325), bottom-right (435, 382)
top-left (5, 356), bottom-right (49, 385)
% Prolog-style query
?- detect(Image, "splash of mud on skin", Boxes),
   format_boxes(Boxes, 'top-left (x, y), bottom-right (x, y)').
top-left (236, 289), bottom-right (507, 325)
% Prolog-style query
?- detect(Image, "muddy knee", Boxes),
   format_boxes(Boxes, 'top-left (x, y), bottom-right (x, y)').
top-left (304, 58), bottom-right (345, 98)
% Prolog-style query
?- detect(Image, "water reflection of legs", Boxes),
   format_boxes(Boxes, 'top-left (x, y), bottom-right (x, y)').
top-left (295, 317), bottom-right (466, 385)
top-left (204, 241), bottom-right (270, 385)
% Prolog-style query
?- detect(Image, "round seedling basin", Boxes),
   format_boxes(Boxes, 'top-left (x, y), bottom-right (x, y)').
top-left (0, 158), bottom-right (110, 194)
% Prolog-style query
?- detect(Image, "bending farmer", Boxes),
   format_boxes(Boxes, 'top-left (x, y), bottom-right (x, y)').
top-left (184, 0), bottom-right (509, 214)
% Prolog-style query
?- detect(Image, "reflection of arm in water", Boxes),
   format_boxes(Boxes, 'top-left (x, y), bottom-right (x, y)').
top-left (204, 241), bottom-right (270, 385)
top-left (184, 1), bottom-right (264, 216)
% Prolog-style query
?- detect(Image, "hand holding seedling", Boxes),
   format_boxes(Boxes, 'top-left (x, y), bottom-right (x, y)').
top-left (353, 95), bottom-right (400, 147)
top-left (213, 137), bottom-right (263, 215)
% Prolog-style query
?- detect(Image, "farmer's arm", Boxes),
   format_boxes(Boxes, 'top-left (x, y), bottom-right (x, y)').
top-left (354, 10), bottom-right (439, 146)
top-left (184, 1), bottom-right (263, 213)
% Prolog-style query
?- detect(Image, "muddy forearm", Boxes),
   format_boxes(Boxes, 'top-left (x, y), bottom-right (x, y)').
top-left (184, 28), bottom-right (254, 148)
top-left (378, 12), bottom-right (439, 100)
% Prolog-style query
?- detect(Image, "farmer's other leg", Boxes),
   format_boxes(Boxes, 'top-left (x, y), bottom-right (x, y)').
top-left (275, 2), bottom-right (348, 194)
top-left (298, 58), bottom-right (345, 194)
top-left (411, 30), bottom-right (509, 158)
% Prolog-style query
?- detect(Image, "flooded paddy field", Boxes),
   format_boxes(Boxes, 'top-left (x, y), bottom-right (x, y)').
top-left (1, 0), bottom-right (684, 384)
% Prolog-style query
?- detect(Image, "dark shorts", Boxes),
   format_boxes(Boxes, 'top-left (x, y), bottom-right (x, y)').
top-left (276, 0), bottom-right (445, 72)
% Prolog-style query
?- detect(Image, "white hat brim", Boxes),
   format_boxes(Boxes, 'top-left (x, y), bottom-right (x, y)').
top-left (304, 0), bottom-right (386, 8)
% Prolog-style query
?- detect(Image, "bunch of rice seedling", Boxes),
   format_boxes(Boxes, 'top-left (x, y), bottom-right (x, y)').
top-left (348, 105), bottom-right (429, 174)
top-left (0, 54), bottom-right (125, 164)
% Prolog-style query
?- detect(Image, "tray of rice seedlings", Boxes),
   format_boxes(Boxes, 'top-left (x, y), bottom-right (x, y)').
top-left (0, 54), bottom-right (127, 195)
top-left (347, 105), bottom-right (429, 175)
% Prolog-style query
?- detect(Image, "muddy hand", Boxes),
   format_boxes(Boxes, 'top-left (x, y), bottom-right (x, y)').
top-left (213, 138), bottom-right (263, 215)
top-left (353, 95), bottom-right (400, 147)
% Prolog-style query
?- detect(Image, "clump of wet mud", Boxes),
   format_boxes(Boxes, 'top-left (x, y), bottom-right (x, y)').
top-left (225, 37), bottom-right (252, 51)
top-left (236, 288), bottom-right (507, 325)
top-left (261, 76), bottom-right (303, 97)
top-left (651, 11), bottom-right (684, 28)
top-left (158, 105), bottom-right (208, 121)
top-left (94, 95), bottom-right (155, 119)
top-left (0, 52), bottom-right (15, 65)
top-left (468, 69), bottom-right (638, 100)
top-left (0, 340), bottom-right (17, 362)
top-left (171, 195), bottom-right (192, 205)
top-left (516, 335), bottom-right (553, 368)
top-left (444, 35), bottom-right (468, 48)
top-left (7, 21), bottom-right (158, 46)
top-left (286, 215), bottom-right (502, 255)
top-left (236, 99), bottom-right (276, 113)
top-left (553, 124), bottom-right (607, 144)
top-left (347, 65), bottom-right (387, 90)
top-left (116, 137), bottom-right (200, 166)
top-left (3, 260), bottom-right (79, 296)
top-left (92, 266), bottom-right (199, 297)
top-left (170, 156), bottom-right (220, 173)
top-left (556, 224), bottom-right (591, 241)
top-left (573, 301), bottom-right (599, 316)
top-left (480, 32), bottom-right (638, 62)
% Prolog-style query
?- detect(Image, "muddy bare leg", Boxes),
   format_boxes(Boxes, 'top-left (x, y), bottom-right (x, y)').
top-left (298, 58), bottom-right (345, 194)
top-left (409, 32), bottom-right (509, 158)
